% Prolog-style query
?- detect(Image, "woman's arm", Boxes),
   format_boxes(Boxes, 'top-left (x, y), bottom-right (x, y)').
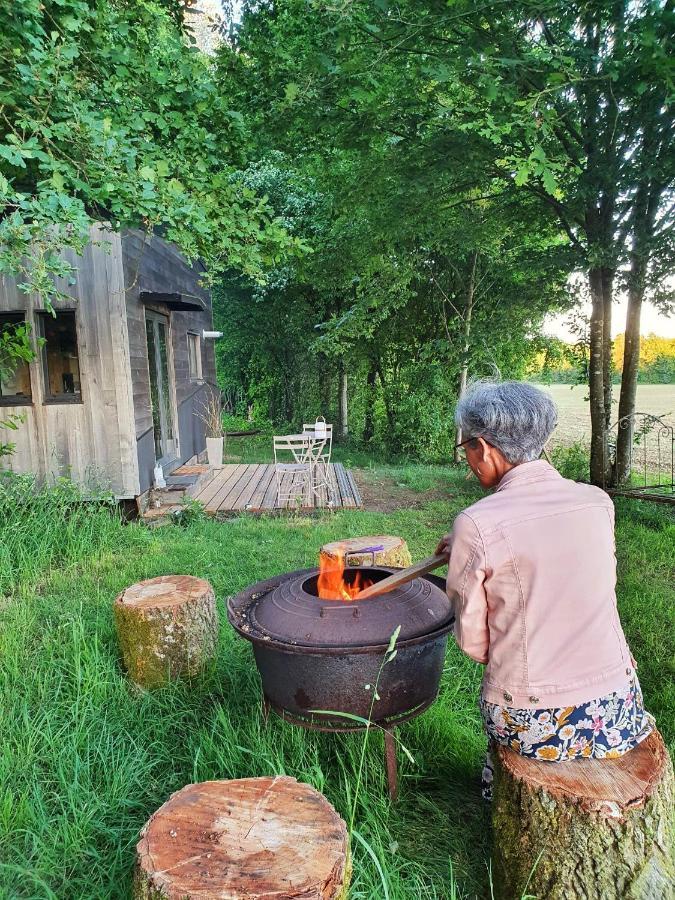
top-left (445, 513), bottom-right (490, 665)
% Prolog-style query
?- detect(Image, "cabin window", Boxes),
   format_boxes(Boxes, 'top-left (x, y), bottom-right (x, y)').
top-left (38, 311), bottom-right (82, 402)
top-left (187, 332), bottom-right (202, 381)
top-left (0, 313), bottom-right (32, 405)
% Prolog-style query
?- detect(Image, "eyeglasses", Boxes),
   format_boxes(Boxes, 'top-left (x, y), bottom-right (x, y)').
top-left (455, 436), bottom-right (479, 451)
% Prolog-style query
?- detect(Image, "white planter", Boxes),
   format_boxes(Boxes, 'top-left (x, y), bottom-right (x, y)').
top-left (206, 436), bottom-right (224, 467)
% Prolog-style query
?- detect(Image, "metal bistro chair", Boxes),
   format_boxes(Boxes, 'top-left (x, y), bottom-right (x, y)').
top-left (273, 434), bottom-right (326, 507)
top-left (303, 419), bottom-right (334, 502)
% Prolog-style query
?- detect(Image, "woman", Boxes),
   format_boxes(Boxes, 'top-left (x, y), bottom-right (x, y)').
top-left (436, 381), bottom-right (653, 799)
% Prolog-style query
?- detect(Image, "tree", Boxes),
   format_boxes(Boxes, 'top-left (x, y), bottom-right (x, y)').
top-left (0, 0), bottom-right (299, 399)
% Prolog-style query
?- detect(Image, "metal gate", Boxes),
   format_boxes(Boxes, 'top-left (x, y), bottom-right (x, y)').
top-left (604, 412), bottom-right (674, 504)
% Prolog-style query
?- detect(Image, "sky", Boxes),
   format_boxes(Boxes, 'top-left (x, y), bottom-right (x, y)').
top-left (543, 295), bottom-right (675, 342)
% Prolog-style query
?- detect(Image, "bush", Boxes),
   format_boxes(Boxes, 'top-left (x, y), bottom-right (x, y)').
top-left (551, 442), bottom-right (589, 481)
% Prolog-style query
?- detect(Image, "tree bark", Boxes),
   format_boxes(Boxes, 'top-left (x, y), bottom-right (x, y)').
top-left (588, 266), bottom-right (610, 486)
top-left (338, 361), bottom-right (348, 439)
top-left (362, 362), bottom-right (377, 444)
top-left (114, 575), bottom-right (218, 688)
top-left (453, 250), bottom-right (477, 463)
top-left (601, 266), bottom-right (614, 430)
top-left (615, 177), bottom-right (660, 486)
top-left (492, 730), bottom-right (674, 900)
top-left (134, 777), bottom-right (350, 899)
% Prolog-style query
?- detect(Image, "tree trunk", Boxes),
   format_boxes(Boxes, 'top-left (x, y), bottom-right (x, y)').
top-left (114, 575), bottom-right (218, 688)
top-left (614, 177), bottom-right (659, 486)
top-left (362, 363), bottom-right (377, 444)
top-left (338, 361), bottom-right (348, 439)
top-left (375, 360), bottom-right (395, 428)
top-left (492, 730), bottom-right (674, 900)
top-left (602, 267), bottom-right (614, 430)
top-left (320, 535), bottom-right (412, 570)
top-left (134, 777), bottom-right (350, 899)
top-left (588, 267), bottom-right (610, 486)
top-left (454, 251), bottom-right (477, 463)
top-left (614, 282), bottom-right (643, 485)
top-left (319, 355), bottom-right (332, 416)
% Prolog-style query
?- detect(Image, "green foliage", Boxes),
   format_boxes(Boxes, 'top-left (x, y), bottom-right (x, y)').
top-left (0, 0), bottom-right (300, 305)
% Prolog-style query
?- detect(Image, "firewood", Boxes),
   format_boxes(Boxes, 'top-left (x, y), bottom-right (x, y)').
top-left (320, 535), bottom-right (412, 570)
top-left (114, 575), bottom-right (218, 688)
top-left (492, 729), bottom-right (674, 899)
top-left (134, 776), bottom-right (351, 900)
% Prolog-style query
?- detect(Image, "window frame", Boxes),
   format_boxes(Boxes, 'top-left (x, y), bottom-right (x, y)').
top-left (187, 331), bottom-right (203, 383)
top-left (0, 312), bottom-right (33, 407)
top-left (37, 310), bottom-right (83, 405)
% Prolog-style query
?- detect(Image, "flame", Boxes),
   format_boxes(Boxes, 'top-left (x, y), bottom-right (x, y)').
top-left (317, 545), bottom-right (374, 601)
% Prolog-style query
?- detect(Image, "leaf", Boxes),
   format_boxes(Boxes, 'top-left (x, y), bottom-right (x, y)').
top-left (284, 82), bottom-right (299, 102)
top-left (51, 172), bottom-right (65, 191)
top-left (0, 144), bottom-right (26, 167)
top-left (542, 168), bottom-right (558, 195)
top-left (514, 165), bottom-right (529, 186)
top-left (386, 625), bottom-right (401, 654)
top-left (351, 831), bottom-right (390, 900)
top-left (139, 166), bottom-right (156, 183)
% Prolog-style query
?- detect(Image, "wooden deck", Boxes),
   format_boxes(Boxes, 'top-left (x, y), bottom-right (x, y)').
top-left (189, 463), bottom-right (362, 515)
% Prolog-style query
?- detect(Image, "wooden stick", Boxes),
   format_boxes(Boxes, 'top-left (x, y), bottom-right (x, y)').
top-left (353, 553), bottom-right (447, 600)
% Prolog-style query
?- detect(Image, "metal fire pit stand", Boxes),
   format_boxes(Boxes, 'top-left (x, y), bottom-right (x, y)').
top-left (260, 695), bottom-right (438, 801)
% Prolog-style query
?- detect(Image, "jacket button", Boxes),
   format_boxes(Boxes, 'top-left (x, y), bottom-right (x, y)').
top-left (503, 691), bottom-right (513, 702)
top-left (626, 668), bottom-right (632, 676)
top-left (529, 696), bottom-right (540, 703)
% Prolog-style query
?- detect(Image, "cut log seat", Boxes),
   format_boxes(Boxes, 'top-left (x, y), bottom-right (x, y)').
top-left (114, 575), bottom-right (218, 688)
top-left (320, 535), bottom-right (412, 569)
top-left (134, 777), bottom-right (351, 899)
top-left (492, 728), bottom-right (674, 900)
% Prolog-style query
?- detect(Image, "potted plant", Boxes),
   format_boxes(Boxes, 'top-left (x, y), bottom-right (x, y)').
top-left (195, 388), bottom-right (224, 467)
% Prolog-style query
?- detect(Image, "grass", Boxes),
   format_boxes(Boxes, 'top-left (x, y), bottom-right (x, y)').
top-left (0, 460), bottom-right (672, 899)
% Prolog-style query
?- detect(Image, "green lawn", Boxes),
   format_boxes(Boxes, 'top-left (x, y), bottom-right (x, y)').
top-left (0, 463), bottom-right (672, 899)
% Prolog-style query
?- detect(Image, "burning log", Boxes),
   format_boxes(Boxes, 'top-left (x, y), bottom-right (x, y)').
top-left (134, 777), bottom-right (351, 899)
top-left (114, 575), bottom-right (218, 688)
top-left (491, 729), bottom-right (674, 899)
top-left (318, 535), bottom-right (412, 600)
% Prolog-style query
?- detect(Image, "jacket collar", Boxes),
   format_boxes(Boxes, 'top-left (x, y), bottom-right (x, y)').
top-left (495, 459), bottom-right (561, 492)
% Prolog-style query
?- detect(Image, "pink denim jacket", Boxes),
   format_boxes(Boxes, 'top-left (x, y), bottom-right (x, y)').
top-left (446, 460), bottom-right (633, 709)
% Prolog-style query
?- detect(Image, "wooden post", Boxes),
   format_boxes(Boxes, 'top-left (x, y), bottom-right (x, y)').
top-left (114, 575), bottom-right (218, 689)
top-left (134, 777), bottom-right (351, 899)
top-left (320, 535), bottom-right (412, 570)
top-left (492, 729), bottom-right (674, 899)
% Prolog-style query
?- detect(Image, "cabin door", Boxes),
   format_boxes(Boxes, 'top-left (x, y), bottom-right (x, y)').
top-left (145, 312), bottom-right (177, 464)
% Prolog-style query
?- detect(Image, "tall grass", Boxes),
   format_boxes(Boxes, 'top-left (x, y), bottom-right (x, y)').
top-left (0, 464), bottom-right (672, 898)
top-left (0, 474), bottom-right (129, 597)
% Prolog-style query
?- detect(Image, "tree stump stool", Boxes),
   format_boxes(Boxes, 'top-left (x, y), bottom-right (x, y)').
top-left (134, 776), bottom-right (351, 900)
top-left (492, 729), bottom-right (674, 900)
top-left (320, 535), bottom-right (412, 570)
top-left (114, 575), bottom-right (218, 689)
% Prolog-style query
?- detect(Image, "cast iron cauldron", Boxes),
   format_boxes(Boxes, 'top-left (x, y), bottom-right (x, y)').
top-left (227, 567), bottom-right (454, 728)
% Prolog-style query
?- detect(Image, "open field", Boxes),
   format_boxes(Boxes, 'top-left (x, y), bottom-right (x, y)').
top-left (537, 383), bottom-right (675, 447)
top-left (0, 460), bottom-right (673, 899)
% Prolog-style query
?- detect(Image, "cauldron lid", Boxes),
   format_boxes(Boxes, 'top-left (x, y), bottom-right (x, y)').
top-left (249, 567), bottom-right (452, 648)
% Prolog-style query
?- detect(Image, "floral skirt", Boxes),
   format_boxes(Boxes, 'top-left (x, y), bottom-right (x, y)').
top-left (479, 673), bottom-right (654, 800)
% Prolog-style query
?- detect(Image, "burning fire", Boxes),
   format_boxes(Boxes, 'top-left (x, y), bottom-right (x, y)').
top-left (317, 545), bottom-right (374, 601)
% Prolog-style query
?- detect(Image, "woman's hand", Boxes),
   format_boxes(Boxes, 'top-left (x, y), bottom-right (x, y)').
top-left (435, 533), bottom-right (452, 560)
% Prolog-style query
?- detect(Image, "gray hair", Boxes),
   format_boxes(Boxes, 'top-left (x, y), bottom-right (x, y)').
top-left (455, 381), bottom-right (557, 464)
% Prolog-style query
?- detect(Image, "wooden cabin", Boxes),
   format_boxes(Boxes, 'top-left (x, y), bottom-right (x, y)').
top-left (0, 223), bottom-right (217, 500)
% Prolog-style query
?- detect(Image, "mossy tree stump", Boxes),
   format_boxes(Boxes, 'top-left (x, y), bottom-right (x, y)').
top-left (320, 535), bottom-right (412, 570)
top-left (492, 729), bottom-right (674, 899)
top-left (114, 575), bottom-right (218, 688)
top-left (134, 776), bottom-right (351, 899)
